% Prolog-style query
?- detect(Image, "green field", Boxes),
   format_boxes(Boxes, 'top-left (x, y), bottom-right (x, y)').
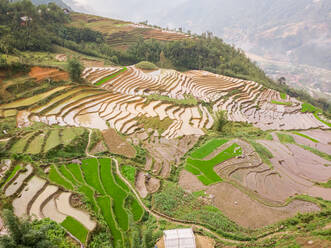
top-left (95, 67), bottom-right (128, 86)
top-left (293, 132), bottom-right (319, 143)
top-left (96, 196), bottom-right (123, 247)
top-left (276, 133), bottom-right (295, 144)
top-left (271, 100), bottom-right (292, 106)
top-left (120, 165), bottom-right (136, 184)
top-left (2, 165), bottom-right (22, 187)
top-left (9, 133), bottom-right (35, 153)
top-left (185, 143), bottom-right (242, 185)
top-left (190, 139), bottom-right (228, 159)
top-left (66, 163), bottom-right (85, 184)
top-left (301, 102), bottom-right (318, 113)
top-left (99, 158), bottom-right (128, 231)
top-left (249, 140), bottom-right (273, 168)
top-left (26, 134), bottom-right (44, 154)
top-left (61, 216), bottom-right (88, 243)
top-left (47, 158), bottom-right (144, 247)
top-left (44, 129), bottom-right (61, 151)
top-left (49, 165), bottom-right (74, 190)
top-left (81, 158), bottom-right (105, 194)
top-left (301, 103), bottom-right (331, 128)
top-left (280, 92), bottom-right (286, 100)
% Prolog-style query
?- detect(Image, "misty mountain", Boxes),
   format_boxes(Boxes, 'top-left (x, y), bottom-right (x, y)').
top-left (157, 0), bottom-right (331, 71)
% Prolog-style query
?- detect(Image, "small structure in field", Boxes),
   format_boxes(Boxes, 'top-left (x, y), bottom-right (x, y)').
top-left (163, 228), bottom-right (196, 248)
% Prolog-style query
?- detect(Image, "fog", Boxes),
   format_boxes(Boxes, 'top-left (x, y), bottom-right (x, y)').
top-left (67, 0), bottom-right (189, 25)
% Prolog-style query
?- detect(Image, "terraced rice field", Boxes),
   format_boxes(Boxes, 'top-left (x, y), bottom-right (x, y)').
top-left (185, 140), bottom-right (242, 185)
top-left (48, 158), bottom-right (144, 247)
top-left (6, 127), bottom-right (87, 155)
top-left (1, 66), bottom-right (327, 142)
top-left (1, 164), bottom-right (96, 244)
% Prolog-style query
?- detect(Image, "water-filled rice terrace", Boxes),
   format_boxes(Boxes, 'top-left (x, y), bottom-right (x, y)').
top-left (1, 63), bottom-right (330, 247)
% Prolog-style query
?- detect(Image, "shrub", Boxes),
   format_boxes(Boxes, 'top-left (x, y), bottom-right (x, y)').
top-left (67, 57), bottom-right (84, 82)
top-left (135, 61), bottom-right (158, 70)
top-left (213, 111), bottom-right (228, 132)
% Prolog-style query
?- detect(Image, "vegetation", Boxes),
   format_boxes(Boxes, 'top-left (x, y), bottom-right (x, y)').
top-left (135, 61), bottom-right (158, 70)
top-left (95, 67), bottom-right (127, 86)
top-left (301, 102), bottom-right (318, 113)
top-left (298, 144), bottom-right (331, 162)
top-left (66, 57), bottom-right (83, 82)
top-left (145, 94), bottom-right (197, 106)
top-left (47, 158), bottom-right (144, 247)
top-left (317, 180), bottom-right (331, 188)
top-left (61, 216), bottom-right (88, 244)
top-left (190, 138), bottom-right (228, 159)
top-left (185, 143), bottom-right (242, 185)
top-left (48, 165), bottom-right (74, 190)
top-left (271, 100), bottom-right (292, 106)
top-left (248, 140), bottom-right (273, 168)
top-left (280, 92), bottom-right (286, 100)
top-left (213, 111), bottom-right (229, 132)
top-left (2, 164), bottom-right (22, 187)
top-left (136, 115), bottom-right (173, 134)
top-left (293, 131), bottom-right (319, 143)
top-left (0, 209), bottom-right (54, 247)
top-left (152, 183), bottom-right (245, 237)
top-left (276, 133), bottom-right (296, 144)
top-left (120, 165), bottom-right (136, 184)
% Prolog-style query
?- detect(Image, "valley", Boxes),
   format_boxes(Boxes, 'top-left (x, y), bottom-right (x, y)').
top-left (0, 1), bottom-right (330, 247)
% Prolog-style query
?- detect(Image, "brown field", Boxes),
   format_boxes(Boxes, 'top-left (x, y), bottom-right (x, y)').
top-left (102, 128), bottom-right (136, 158)
top-left (179, 172), bottom-right (320, 229)
top-left (29, 66), bottom-right (69, 82)
top-left (70, 12), bottom-right (189, 49)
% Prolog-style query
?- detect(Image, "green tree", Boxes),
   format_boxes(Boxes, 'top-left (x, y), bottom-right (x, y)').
top-left (0, 209), bottom-right (54, 248)
top-left (67, 57), bottom-right (84, 82)
top-left (213, 111), bottom-right (228, 132)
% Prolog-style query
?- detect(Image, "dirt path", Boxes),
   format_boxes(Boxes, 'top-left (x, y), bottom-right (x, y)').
top-left (85, 129), bottom-right (96, 158)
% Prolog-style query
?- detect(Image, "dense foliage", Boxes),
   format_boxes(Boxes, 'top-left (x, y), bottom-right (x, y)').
top-left (67, 57), bottom-right (83, 82)
top-left (0, 209), bottom-right (55, 247)
top-left (0, 0), bottom-right (102, 54)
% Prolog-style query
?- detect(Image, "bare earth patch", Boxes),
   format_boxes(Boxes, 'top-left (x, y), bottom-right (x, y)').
top-left (29, 66), bottom-right (69, 82)
top-left (206, 182), bottom-right (320, 229)
top-left (102, 128), bottom-right (136, 158)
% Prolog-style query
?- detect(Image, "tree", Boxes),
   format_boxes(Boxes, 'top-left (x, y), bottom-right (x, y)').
top-left (0, 209), bottom-right (54, 248)
top-left (213, 111), bottom-right (228, 132)
top-left (67, 57), bottom-right (84, 82)
top-left (278, 76), bottom-right (286, 85)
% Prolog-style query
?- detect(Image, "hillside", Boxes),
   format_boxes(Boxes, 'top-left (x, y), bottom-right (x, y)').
top-left (134, 0), bottom-right (331, 96)
top-left (0, 1), bottom-right (331, 248)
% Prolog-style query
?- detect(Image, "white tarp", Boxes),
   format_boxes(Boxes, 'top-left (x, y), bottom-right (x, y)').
top-left (164, 228), bottom-right (196, 248)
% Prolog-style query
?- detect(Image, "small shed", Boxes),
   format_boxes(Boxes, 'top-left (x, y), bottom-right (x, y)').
top-left (163, 228), bottom-right (196, 248)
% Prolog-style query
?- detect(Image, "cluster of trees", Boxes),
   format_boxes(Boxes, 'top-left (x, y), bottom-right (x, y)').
top-left (124, 36), bottom-right (275, 88)
top-left (0, 0), bottom-right (103, 55)
top-left (0, 209), bottom-right (73, 248)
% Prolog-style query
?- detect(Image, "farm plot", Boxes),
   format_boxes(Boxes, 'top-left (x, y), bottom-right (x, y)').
top-left (48, 158), bottom-right (144, 247)
top-left (2, 164), bottom-right (96, 244)
top-left (185, 143), bottom-right (242, 185)
top-left (190, 139), bottom-right (228, 159)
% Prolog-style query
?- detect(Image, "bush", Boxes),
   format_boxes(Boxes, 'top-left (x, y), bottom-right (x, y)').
top-left (135, 61), bottom-right (158, 70)
top-left (67, 57), bottom-right (84, 82)
top-left (213, 111), bottom-right (228, 132)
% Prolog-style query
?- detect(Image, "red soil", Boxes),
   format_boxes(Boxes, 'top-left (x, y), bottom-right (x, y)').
top-left (29, 66), bottom-right (69, 82)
